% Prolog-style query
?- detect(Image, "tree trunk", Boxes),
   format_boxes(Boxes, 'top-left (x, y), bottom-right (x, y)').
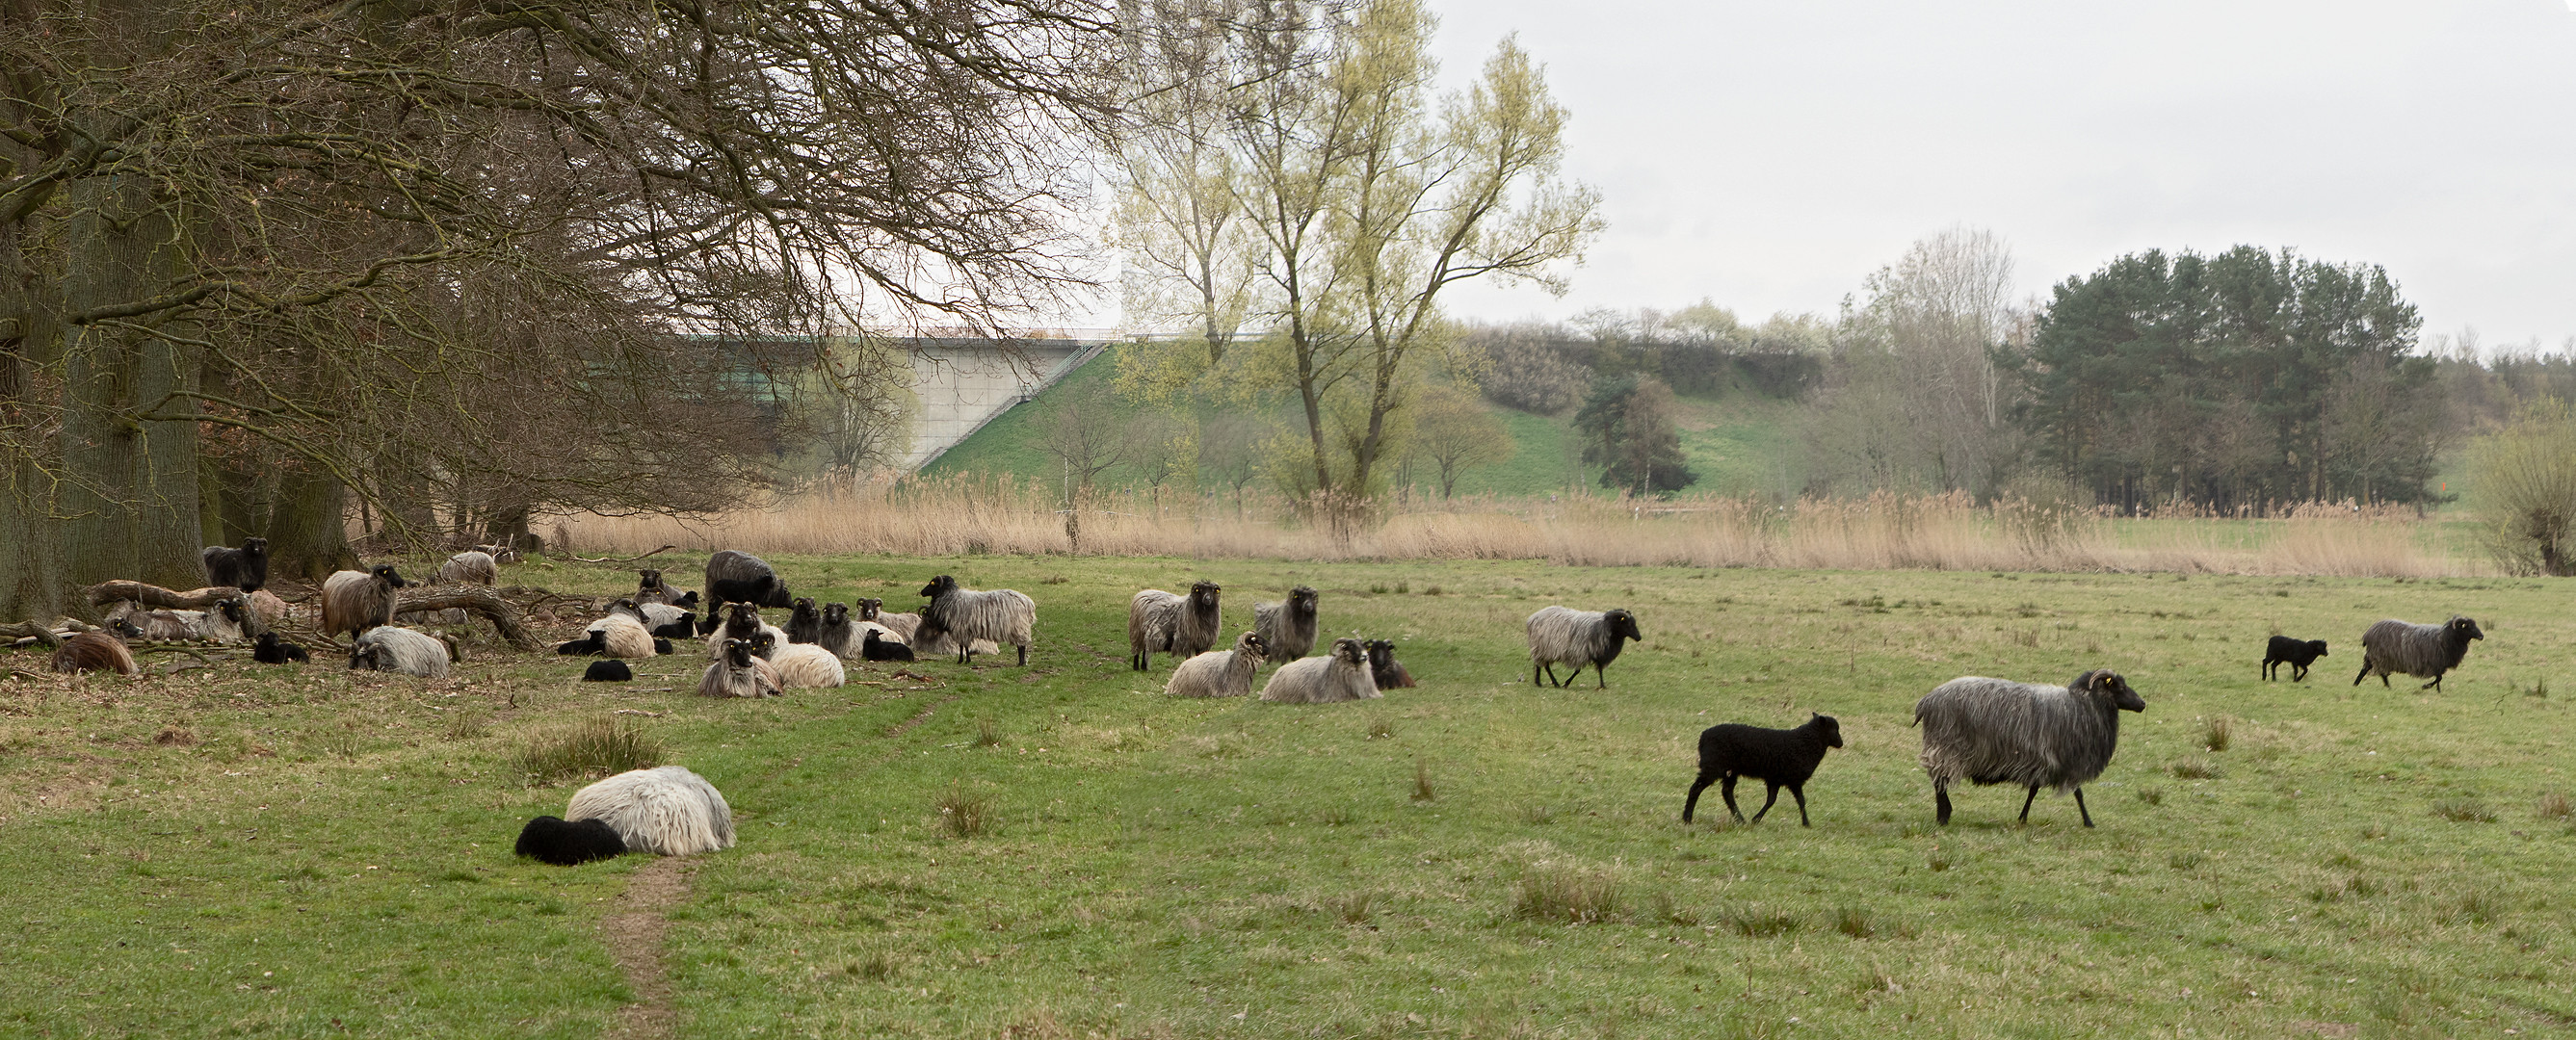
top-left (269, 468), bottom-right (357, 580)
top-left (0, 223), bottom-right (67, 623)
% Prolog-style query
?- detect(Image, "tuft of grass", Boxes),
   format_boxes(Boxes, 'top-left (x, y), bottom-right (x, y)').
top-left (512, 717), bottom-right (662, 785)
top-left (1833, 907), bottom-right (1875, 939)
top-left (1925, 846), bottom-right (1958, 872)
top-left (1330, 891), bottom-right (1376, 925)
top-left (2169, 758), bottom-right (2221, 780)
top-left (1369, 583), bottom-right (1389, 595)
top-left (2137, 786), bottom-right (2166, 805)
top-left (1518, 804), bottom-right (1556, 825)
top-left (973, 718), bottom-right (1003, 748)
top-left (2167, 850), bottom-right (2201, 871)
top-left (1394, 580), bottom-right (1409, 594)
top-left (1648, 890), bottom-right (1701, 927)
top-left (2432, 798), bottom-right (2495, 823)
top-left (1411, 760), bottom-right (1435, 802)
top-left (2453, 889), bottom-right (2503, 926)
top-left (2310, 874), bottom-right (2380, 902)
top-left (1511, 865), bottom-right (1619, 924)
top-left (1725, 906), bottom-right (1801, 938)
top-left (936, 784), bottom-right (993, 839)
top-left (2524, 677), bottom-right (2549, 699)
top-left (2199, 715), bottom-right (2233, 752)
top-left (843, 949), bottom-right (896, 980)
top-left (443, 712), bottom-right (486, 741)
top-left (1366, 715), bottom-right (1394, 741)
top-left (1423, 585), bottom-right (1442, 595)
top-left (1318, 806), bottom-right (1354, 827)
top-left (2537, 791), bottom-right (2571, 819)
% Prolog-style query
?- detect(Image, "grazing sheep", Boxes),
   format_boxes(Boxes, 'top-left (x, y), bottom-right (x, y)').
top-left (703, 550), bottom-right (792, 610)
top-left (1914, 669), bottom-right (2146, 827)
top-left (697, 638), bottom-right (783, 698)
top-left (200, 536), bottom-right (270, 592)
top-left (785, 598), bottom-right (822, 644)
top-left (438, 550), bottom-right (498, 585)
top-left (1167, 632), bottom-right (1266, 698)
top-left (1683, 714), bottom-right (1844, 826)
top-left (860, 630), bottom-right (915, 663)
top-left (635, 568), bottom-right (681, 606)
top-left (1252, 586), bottom-right (1320, 663)
top-left (2263, 637), bottom-right (2330, 682)
top-left (916, 575), bottom-right (1035, 665)
top-left (1364, 639), bottom-right (1414, 689)
top-left (349, 626), bottom-right (452, 679)
top-left (321, 564), bottom-right (408, 637)
top-left (513, 816), bottom-right (626, 866)
top-left (564, 766), bottom-right (736, 857)
top-left (769, 643), bottom-right (846, 689)
top-left (583, 660), bottom-right (635, 683)
top-left (51, 631), bottom-right (139, 676)
top-left (253, 632), bottom-right (309, 664)
top-left (590, 614), bottom-right (656, 660)
top-left (1259, 637), bottom-right (1380, 704)
top-left (1525, 607), bottom-right (1643, 689)
top-left (2353, 616), bottom-right (2484, 692)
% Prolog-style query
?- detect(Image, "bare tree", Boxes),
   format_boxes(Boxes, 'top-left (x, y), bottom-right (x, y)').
top-left (1410, 385), bottom-right (1511, 498)
top-left (1033, 380), bottom-right (1133, 500)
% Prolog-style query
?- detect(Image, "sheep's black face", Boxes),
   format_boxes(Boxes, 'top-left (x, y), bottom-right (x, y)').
top-left (1191, 581), bottom-right (1221, 605)
top-left (374, 564), bottom-right (408, 588)
top-left (242, 537), bottom-right (268, 556)
top-left (857, 598), bottom-right (881, 619)
top-left (750, 632), bottom-right (776, 657)
top-left (1332, 638), bottom-right (1365, 664)
top-left (638, 569), bottom-right (662, 590)
top-left (2452, 617), bottom-right (2484, 641)
top-left (1365, 639), bottom-right (1395, 668)
top-left (723, 638), bottom-right (755, 667)
top-left (823, 603), bottom-right (848, 626)
top-left (1292, 586), bottom-right (1318, 610)
top-left (2089, 671), bottom-right (2146, 713)
top-left (2307, 639), bottom-right (2329, 656)
top-left (1811, 713), bottom-right (1845, 747)
top-left (1242, 634), bottom-right (1267, 659)
top-left (920, 576), bottom-right (956, 600)
top-left (724, 603), bottom-right (760, 632)
top-left (1606, 609), bottom-right (1643, 643)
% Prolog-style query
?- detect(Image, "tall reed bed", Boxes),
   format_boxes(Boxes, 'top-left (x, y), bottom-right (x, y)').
top-left (547, 478), bottom-right (2478, 577)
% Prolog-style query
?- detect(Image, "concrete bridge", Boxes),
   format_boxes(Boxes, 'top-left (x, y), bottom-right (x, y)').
top-left (898, 334), bottom-right (1110, 470)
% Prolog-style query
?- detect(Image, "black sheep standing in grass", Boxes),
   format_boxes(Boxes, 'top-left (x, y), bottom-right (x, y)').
top-left (2263, 636), bottom-right (2328, 681)
top-left (1683, 714), bottom-right (1843, 826)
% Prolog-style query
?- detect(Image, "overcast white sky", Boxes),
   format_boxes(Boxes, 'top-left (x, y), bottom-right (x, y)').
top-left (1394, 0), bottom-right (2576, 351)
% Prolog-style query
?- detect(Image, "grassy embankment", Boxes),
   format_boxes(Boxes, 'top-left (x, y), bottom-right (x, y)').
top-left (6, 556), bottom-right (2572, 1037)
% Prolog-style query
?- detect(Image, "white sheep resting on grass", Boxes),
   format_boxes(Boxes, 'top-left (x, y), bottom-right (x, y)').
top-left (564, 766), bottom-right (736, 856)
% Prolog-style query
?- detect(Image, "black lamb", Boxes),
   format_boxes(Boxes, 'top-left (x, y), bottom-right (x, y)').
top-left (2263, 636), bottom-right (2329, 682)
top-left (649, 612), bottom-right (697, 641)
top-left (555, 633), bottom-right (606, 656)
top-left (514, 816), bottom-right (626, 866)
top-left (252, 631), bottom-right (309, 664)
top-left (861, 630), bottom-right (915, 663)
top-left (583, 660), bottom-right (635, 682)
top-left (1682, 713), bottom-right (1844, 826)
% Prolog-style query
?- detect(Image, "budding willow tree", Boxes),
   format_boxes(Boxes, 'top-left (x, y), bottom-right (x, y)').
top-left (1117, 0), bottom-right (1600, 515)
top-left (0, 0), bottom-right (1115, 618)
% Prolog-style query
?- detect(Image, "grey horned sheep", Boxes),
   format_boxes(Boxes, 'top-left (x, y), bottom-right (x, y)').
top-left (1252, 585), bottom-right (1319, 663)
top-left (698, 637), bottom-right (783, 698)
top-left (916, 575), bottom-right (1035, 665)
top-left (564, 766), bottom-right (736, 857)
top-left (1914, 669), bottom-right (2145, 827)
top-left (1259, 637), bottom-right (1380, 704)
top-left (1166, 632), bottom-right (1267, 698)
top-left (321, 564), bottom-right (408, 637)
top-left (2353, 616), bottom-right (2484, 692)
top-left (1128, 581), bottom-right (1222, 670)
top-left (1525, 606), bottom-right (1643, 689)
top-left (1683, 714), bottom-right (1843, 826)
top-left (349, 626), bottom-right (452, 678)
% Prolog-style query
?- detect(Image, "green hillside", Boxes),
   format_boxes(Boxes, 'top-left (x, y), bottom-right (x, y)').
top-left (923, 351), bottom-right (1809, 500)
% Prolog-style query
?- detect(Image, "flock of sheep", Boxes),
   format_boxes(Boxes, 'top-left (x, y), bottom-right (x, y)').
top-left (39, 537), bottom-right (2499, 862)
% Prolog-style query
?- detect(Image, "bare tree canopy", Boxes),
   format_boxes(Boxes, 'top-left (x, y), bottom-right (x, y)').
top-left (0, 0), bottom-right (1117, 617)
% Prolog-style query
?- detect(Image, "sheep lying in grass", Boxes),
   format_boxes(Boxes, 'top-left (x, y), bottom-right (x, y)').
top-left (1253, 586), bottom-right (1319, 663)
top-left (769, 643), bottom-right (846, 689)
top-left (1914, 669), bottom-right (2144, 827)
top-left (2353, 616), bottom-right (2484, 692)
top-left (1167, 632), bottom-right (1266, 698)
top-left (1683, 714), bottom-right (1843, 826)
top-left (253, 632), bottom-right (309, 664)
top-left (1525, 606), bottom-right (1643, 689)
top-left (591, 613), bottom-right (656, 660)
top-left (1260, 637), bottom-right (1380, 704)
top-left (1364, 639), bottom-right (1414, 689)
top-left (635, 568), bottom-right (682, 607)
top-left (703, 603), bottom-right (787, 659)
top-left (857, 598), bottom-right (918, 640)
top-left (114, 598), bottom-right (254, 644)
top-left (51, 631), bottom-right (139, 676)
top-left (860, 630), bottom-right (914, 663)
top-left (917, 575), bottom-right (1034, 665)
top-left (2263, 636), bottom-right (2329, 682)
top-left (563, 766), bottom-right (735, 857)
top-left (698, 637), bottom-right (782, 698)
top-left (349, 626), bottom-right (452, 679)
top-left (321, 564), bottom-right (408, 637)
top-left (583, 661), bottom-right (634, 683)
top-left (514, 817), bottom-right (626, 866)
top-left (786, 598), bottom-right (822, 644)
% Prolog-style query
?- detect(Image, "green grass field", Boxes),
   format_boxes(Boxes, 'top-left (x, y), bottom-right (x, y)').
top-left (7, 558), bottom-right (2574, 1037)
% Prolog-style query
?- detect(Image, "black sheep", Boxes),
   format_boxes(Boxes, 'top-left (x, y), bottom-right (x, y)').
top-left (2263, 636), bottom-right (2329, 682)
top-left (786, 597), bottom-right (822, 643)
top-left (513, 816), bottom-right (626, 865)
top-left (583, 660), bottom-right (635, 682)
top-left (861, 629), bottom-right (915, 663)
top-left (1682, 714), bottom-right (1844, 826)
top-left (555, 633), bottom-right (606, 656)
top-left (652, 637), bottom-right (675, 656)
top-left (201, 537), bottom-right (270, 592)
top-left (1364, 639), bottom-right (1414, 689)
top-left (703, 549), bottom-right (793, 611)
top-left (252, 632), bottom-right (309, 664)
top-left (649, 613), bottom-right (697, 641)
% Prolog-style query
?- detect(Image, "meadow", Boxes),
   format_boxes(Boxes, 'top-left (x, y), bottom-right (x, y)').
top-left (5, 554), bottom-right (2573, 1038)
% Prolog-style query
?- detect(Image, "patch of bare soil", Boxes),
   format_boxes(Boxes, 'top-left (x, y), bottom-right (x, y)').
top-left (601, 855), bottom-right (691, 1040)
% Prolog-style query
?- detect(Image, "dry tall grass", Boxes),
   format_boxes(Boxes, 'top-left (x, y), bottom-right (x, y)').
top-left (546, 478), bottom-right (2480, 577)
